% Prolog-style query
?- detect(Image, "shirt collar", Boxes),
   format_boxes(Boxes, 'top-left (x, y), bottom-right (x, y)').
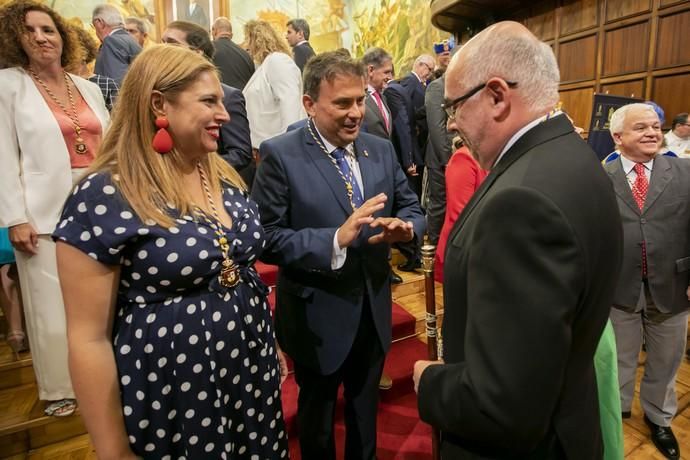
top-left (411, 71), bottom-right (422, 83)
top-left (294, 40), bottom-right (308, 47)
top-left (312, 120), bottom-right (354, 156)
top-left (367, 84), bottom-right (381, 95)
top-left (619, 153), bottom-right (654, 175)
top-left (493, 112), bottom-right (562, 167)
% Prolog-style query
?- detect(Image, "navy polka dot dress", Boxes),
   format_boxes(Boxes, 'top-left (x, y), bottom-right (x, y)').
top-left (53, 172), bottom-right (288, 459)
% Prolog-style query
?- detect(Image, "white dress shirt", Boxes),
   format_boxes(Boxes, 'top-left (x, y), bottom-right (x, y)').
top-left (620, 154), bottom-right (653, 188)
top-left (311, 123), bottom-right (364, 270)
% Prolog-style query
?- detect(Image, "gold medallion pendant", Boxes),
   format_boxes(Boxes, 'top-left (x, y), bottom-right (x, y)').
top-left (219, 258), bottom-right (240, 288)
top-left (75, 141), bottom-right (88, 154)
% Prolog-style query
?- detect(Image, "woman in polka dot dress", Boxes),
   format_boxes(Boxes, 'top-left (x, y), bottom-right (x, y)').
top-left (52, 46), bottom-right (288, 459)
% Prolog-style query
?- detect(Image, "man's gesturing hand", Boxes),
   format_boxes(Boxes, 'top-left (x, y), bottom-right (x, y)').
top-left (368, 217), bottom-right (414, 244)
top-left (336, 193), bottom-right (388, 248)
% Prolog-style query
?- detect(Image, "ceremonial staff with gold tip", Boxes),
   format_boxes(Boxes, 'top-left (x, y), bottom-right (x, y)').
top-left (420, 240), bottom-right (440, 460)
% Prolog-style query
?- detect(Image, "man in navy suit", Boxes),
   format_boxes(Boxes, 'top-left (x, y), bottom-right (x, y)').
top-left (92, 5), bottom-right (142, 85)
top-left (252, 51), bottom-right (425, 460)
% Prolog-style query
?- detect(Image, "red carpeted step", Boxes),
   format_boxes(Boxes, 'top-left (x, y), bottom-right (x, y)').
top-left (392, 301), bottom-right (416, 339)
top-left (278, 298), bottom-right (433, 459)
top-left (256, 261), bottom-right (278, 287)
top-left (380, 336), bottom-right (429, 403)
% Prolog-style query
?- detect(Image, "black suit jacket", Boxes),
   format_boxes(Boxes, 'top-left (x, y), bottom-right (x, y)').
top-left (384, 82), bottom-right (416, 169)
top-left (213, 37), bottom-right (255, 90)
top-left (418, 115), bottom-right (623, 459)
top-left (217, 84), bottom-right (252, 170)
top-left (400, 73), bottom-right (428, 158)
top-left (94, 29), bottom-right (141, 85)
top-left (292, 41), bottom-right (315, 72)
top-left (184, 3), bottom-right (208, 29)
top-left (604, 155), bottom-right (690, 314)
top-left (252, 128), bottom-right (424, 374)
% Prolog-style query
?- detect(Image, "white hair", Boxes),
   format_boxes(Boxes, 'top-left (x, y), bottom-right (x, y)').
top-left (609, 103), bottom-right (658, 135)
top-left (459, 28), bottom-right (560, 114)
top-left (92, 4), bottom-right (124, 27)
top-left (414, 54), bottom-right (435, 66)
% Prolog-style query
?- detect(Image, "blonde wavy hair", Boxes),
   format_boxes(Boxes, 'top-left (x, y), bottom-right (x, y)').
top-left (244, 20), bottom-right (290, 64)
top-left (87, 45), bottom-right (244, 228)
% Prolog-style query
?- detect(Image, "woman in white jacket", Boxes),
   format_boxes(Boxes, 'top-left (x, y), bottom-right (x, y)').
top-left (242, 20), bottom-right (305, 150)
top-left (0, 1), bottom-right (109, 417)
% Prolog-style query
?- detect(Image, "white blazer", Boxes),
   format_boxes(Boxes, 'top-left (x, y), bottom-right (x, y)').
top-left (243, 52), bottom-right (306, 148)
top-left (0, 67), bottom-right (110, 234)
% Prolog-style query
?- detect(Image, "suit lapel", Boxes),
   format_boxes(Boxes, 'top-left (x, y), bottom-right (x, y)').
top-left (366, 94), bottom-right (388, 133)
top-left (353, 136), bottom-right (376, 200)
top-left (447, 115), bottom-right (576, 244)
top-left (607, 159), bottom-right (641, 215)
top-left (644, 155), bottom-right (672, 213)
top-left (302, 127), bottom-right (353, 215)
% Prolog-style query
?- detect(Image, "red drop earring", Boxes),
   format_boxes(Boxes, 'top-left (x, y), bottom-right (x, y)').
top-left (152, 116), bottom-right (173, 154)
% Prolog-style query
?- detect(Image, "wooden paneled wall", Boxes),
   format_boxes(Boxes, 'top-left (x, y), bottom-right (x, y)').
top-left (514, 0), bottom-right (690, 132)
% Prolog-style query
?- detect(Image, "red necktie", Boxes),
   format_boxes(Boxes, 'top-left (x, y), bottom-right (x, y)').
top-left (371, 91), bottom-right (389, 133)
top-left (632, 163), bottom-right (649, 277)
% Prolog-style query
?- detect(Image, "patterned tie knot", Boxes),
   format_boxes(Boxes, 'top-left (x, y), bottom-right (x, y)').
top-left (634, 163), bottom-right (646, 176)
top-left (331, 147), bottom-right (346, 161)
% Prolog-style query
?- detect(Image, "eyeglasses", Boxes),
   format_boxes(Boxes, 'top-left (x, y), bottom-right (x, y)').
top-left (421, 62), bottom-right (434, 73)
top-left (442, 80), bottom-right (518, 119)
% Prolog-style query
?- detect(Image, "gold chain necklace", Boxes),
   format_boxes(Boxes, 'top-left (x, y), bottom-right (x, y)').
top-left (306, 118), bottom-right (357, 211)
top-left (196, 161), bottom-right (241, 288)
top-left (29, 68), bottom-right (88, 154)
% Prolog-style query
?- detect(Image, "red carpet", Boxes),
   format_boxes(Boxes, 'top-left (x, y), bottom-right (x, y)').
top-left (257, 262), bottom-right (433, 459)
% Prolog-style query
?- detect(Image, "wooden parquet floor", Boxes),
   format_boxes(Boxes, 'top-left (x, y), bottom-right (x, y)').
top-left (400, 287), bottom-right (690, 459)
top-left (4, 271), bottom-right (690, 458)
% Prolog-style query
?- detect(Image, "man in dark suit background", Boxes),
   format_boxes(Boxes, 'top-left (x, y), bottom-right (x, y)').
top-left (605, 103), bottom-right (690, 460)
top-left (184, 0), bottom-right (208, 30)
top-left (162, 21), bottom-right (253, 175)
top-left (286, 18), bottom-right (316, 73)
top-left (91, 5), bottom-right (142, 85)
top-left (413, 22), bottom-right (623, 459)
top-left (211, 17), bottom-right (255, 90)
top-left (423, 75), bottom-right (455, 244)
top-left (252, 51), bottom-right (424, 460)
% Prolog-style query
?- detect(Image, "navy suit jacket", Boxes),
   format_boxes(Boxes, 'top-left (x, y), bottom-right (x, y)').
top-left (252, 127), bottom-right (425, 374)
top-left (218, 84), bottom-right (252, 170)
top-left (94, 29), bottom-right (141, 85)
top-left (292, 42), bottom-right (316, 72)
top-left (384, 82), bottom-right (417, 168)
top-left (399, 73), bottom-right (428, 163)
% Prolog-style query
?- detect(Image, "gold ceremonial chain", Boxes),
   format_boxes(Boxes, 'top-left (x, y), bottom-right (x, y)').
top-left (29, 68), bottom-right (88, 154)
top-left (306, 119), bottom-right (357, 211)
top-left (196, 162), bottom-right (240, 288)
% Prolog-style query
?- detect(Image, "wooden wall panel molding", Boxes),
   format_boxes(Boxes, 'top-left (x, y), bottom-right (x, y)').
top-left (659, 0), bottom-right (688, 8)
top-left (526, 0), bottom-right (557, 41)
top-left (601, 79), bottom-right (646, 98)
top-left (606, 0), bottom-right (651, 22)
top-left (602, 21), bottom-right (650, 76)
top-left (558, 87), bottom-right (595, 133)
top-left (558, 34), bottom-right (598, 82)
top-left (560, 0), bottom-right (598, 35)
top-left (655, 9), bottom-right (690, 68)
top-left (652, 73), bottom-right (690, 126)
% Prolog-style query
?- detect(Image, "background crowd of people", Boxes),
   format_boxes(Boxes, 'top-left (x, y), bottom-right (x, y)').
top-left (0, 0), bottom-right (689, 458)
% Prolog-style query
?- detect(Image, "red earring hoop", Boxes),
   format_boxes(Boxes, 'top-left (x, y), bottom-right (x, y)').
top-left (152, 116), bottom-right (173, 154)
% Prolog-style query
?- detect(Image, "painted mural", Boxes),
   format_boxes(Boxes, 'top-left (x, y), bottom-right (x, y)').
top-left (231, 0), bottom-right (447, 76)
top-left (0, 0), bottom-right (449, 76)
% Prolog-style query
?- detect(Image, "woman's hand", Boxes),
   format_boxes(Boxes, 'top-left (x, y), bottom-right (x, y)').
top-left (276, 342), bottom-right (288, 384)
top-left (9, 223), bottom-right (39, 255)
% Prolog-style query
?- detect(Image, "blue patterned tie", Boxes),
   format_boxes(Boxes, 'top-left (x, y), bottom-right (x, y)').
top-left (331, 148), bottom-right (364, 208)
